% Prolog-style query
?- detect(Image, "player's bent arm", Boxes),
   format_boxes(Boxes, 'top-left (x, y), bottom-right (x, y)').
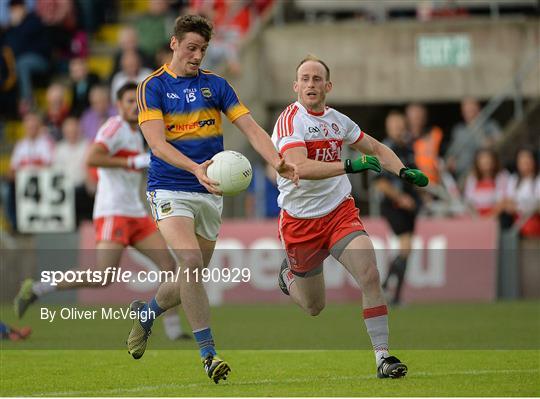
top-left (86, 142), bottom-right (129, 168)
top-left (140, 120), bottom-right (199, 173)
top-left (283, 147), bottom-right (345, 180)
top-left (350, 133), bottom-right (404, 176)
top-left (233, 114), bottom-right (281, 169)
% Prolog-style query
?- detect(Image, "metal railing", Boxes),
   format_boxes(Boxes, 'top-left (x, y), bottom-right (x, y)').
top-left (466, 49), bottom-right (540, 146)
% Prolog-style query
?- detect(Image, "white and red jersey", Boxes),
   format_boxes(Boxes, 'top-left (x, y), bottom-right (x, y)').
top-left (93, 116), bottom-right (147, 219)
top-left (10, 133), bottom-right (54, 171)
top-left (272, 101), bottom-right (364, 218)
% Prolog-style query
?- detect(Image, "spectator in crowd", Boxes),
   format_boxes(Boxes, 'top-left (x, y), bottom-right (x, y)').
top-left (463, 149), bottom-right (509, 217)
top-left (406, 103), bottom-right (443, 185)
top-left (375, 111), bottom-right (421, 306)
top-left (53, 116), bottom-right (94, 225)
top-left (35, 0), bottom-right (84, 71)
top-left (0, 0), bottom-right (34, 29)
top-left (154, 42), bottom-right (173, 68)
top-left (245, 163), bottom-right (280, 219)
top-left (10, 112), bottom-right (54, 174)
top-left (112, 26), bottom-right (152, 74)
top-left (0, 321), bottom-right (31, 341)
top-left (7, 112), bottom-right (54, 230)
top-left (4, 0), bottom-right (51, 115)
top-left (75, 0), bottom-right (113, 34)
top-left (134, 0), bottom-right (173, 61)
top-left (68, 57), bottom-right (100, 117)
top-left (109, 49), bottom-right (152, 102)
top-left (80, 85), bottom-right (116, 141)
top-left (44, 82), bottom-right (70, 141)
top-left (446, 97), bottom-right (502, 183)
top-left (189, 1), bottom-right (243, 75)
top-left (500, 148), bottom-right (540, 237)
top-left (201, 27), bottom-right (241, 75)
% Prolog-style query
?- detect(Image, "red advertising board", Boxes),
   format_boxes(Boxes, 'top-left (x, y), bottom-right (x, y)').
top-left (77, 217), bottom-right (497, 305)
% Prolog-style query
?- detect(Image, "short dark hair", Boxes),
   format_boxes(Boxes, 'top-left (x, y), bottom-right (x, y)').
top-left (173, 14), bottom-right (213, 42)
top-left (117, 81), bottom-right (138, 101)
top-left (296, 54), bottom-right (330, 81)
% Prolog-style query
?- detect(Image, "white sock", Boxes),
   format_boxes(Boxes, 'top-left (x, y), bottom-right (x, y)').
top-left (162, 312), bottom-right (183, 340)
top-left (375, 349), bottom-right (390, 366)
top-left (363, 305), bottom-right (390, 367)
top-left (32, 281), bottom-right (57, 297)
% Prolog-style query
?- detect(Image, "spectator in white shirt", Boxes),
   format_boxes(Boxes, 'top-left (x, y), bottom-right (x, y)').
top-left (109, 49), bottom-right (152, 103)
top-left (500, 148), bottom-right (540, 237)
top-left (10, 112), bottom-right (54, 176)
top-left (7, 111), bottom-right (54, 231)
top-left (463, 149), bottom-right (509, 217)
top-left (53, 116), bottom-right (94, 225)
top-left (53, 116), bottom-right (89, 186)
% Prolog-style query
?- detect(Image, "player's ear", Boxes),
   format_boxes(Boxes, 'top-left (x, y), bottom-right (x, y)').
top-left (170, 35), bottom-right (177, 51)
top-left (325, 81), bottom-right (333, 93)
top-left (293, 80), bottom-right (299, 94)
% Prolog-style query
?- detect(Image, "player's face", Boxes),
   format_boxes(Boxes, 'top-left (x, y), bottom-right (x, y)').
top-left (294, 61), bottom-right (332, 112)
top-left (477, 151), bottom-right (495, 175)
top-left (516, 150), bottom-right (535, 177)
top-left (170, 32), bottom-right (208, 77)
top-left (117, 90), bottom-right (138, 124)
top-left (386, 114), bottom-right (407, 144)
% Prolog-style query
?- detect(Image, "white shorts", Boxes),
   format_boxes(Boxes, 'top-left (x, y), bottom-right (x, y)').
top-left (147, 190), bottom-right (223, 241)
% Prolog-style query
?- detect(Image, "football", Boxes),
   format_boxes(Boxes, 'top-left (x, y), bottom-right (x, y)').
top-left (206, 150), bottom-right (253, 195)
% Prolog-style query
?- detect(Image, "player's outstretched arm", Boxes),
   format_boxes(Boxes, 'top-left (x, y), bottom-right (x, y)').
top-left (233, 114), bottom-right (299, 185)
top-left (351, 133), bottom-right (429, 187)
top-left (86, 142), bottom-right (149, 170)
top-left (282, 146), bottom-right (346, 180)
top-left (140, 120), bottom-right (221, 194)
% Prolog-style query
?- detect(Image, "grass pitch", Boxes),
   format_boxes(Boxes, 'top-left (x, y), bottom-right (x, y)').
top-left (1, 301), bottom-right (539, 396)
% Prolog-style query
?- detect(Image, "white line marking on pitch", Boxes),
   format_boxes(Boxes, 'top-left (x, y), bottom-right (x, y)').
top-left (35, 369), bottom-right (539, 397)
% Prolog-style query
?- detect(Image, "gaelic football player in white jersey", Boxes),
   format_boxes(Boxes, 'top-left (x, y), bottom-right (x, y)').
top-left (14, 82), bottom-right (189, 341)
top-left (273, 55), bottom-right (429, 379)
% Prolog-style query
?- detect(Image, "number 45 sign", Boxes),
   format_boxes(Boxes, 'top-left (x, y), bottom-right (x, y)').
top-left (16, 168), bottom-right (75, 233)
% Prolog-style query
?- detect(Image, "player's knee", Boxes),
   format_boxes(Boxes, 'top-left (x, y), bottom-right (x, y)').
top-left (361, 263), bottom-right (381, 288)
top-left (177, 252), bottom-right (204, 270)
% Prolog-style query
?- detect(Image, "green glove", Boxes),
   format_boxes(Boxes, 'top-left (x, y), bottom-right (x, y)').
top-left (399, 167), bottom-right (429, 187)
top-left (344, 155), bottom-right (381, 174)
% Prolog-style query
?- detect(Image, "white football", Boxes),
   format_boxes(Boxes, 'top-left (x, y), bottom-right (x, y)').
top-left (206, 150), bottom-right (253, 196)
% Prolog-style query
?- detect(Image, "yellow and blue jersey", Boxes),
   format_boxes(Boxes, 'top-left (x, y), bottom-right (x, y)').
top-left (137, 64), bottom-right (250, 192)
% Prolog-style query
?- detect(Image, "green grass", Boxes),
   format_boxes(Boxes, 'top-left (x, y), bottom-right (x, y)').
top-left (1, 301), bottom-right (539, 396)
top-left (1, 350), bottom-right (538, 396)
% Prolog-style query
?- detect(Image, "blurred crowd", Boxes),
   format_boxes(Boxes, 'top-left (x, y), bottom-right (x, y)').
top-left (0, 0), bottom-right (273, 232)
top-left (1, 0), bottom-right (538, 239)
top-left (0, 0), bottom-right (273, 118)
